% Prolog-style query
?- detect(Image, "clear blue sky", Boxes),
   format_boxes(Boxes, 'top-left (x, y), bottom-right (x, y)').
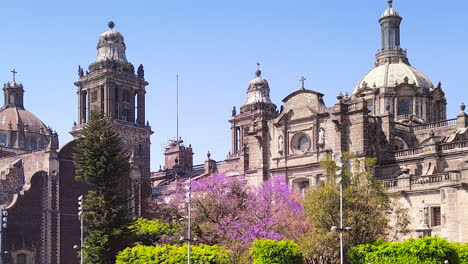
top-left (0, 0), bottom-right (467, 170)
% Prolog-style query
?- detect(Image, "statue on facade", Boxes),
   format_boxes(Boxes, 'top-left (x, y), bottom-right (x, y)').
top-left (278, 135), bottom-right (284, 154)
top-left (318, 128), bottom-right (325, 148)
top-left (137, 64), bottom-right (144, 78)
top-left (232, 106), bottom-right (237, 116)
top-left (78, 65), bottom-right (84, 77)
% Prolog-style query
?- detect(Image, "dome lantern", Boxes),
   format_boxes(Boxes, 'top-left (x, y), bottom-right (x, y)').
top-left (95, 21), bottom-right (128, 63)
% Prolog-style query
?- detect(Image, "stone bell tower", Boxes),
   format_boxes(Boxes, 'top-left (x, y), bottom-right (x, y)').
top-left (71, 21), bottom-right (152, 216)
top-left (228, 64), bottom-right (277, 186)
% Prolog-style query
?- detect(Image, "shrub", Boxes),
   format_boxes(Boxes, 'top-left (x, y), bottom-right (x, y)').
top-left (349, 237), bottom-right (459, 264)
top-left (116, 244), bottom-right (231, 264)
top-left (250, 239), bottom-right (303, 264)
top-left (454, 243), bottom-right (468, 264)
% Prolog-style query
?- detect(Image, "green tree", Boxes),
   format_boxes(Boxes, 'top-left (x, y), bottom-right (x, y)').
top-left (250, 239), bottom-right (303, 264)
top-left (300, 154), bottom-right (409, 263)
top-left (74, 111), bottom-right (130, 264)
top-left (127, 218), bottom-right (179, 246)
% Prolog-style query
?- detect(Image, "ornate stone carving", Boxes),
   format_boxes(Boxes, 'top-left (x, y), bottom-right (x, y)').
top-left (137, 64), bottom-right (144, 78)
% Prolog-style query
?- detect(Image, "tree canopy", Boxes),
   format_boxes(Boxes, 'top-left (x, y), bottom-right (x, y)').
top-left (300, 154), bottom-right (409, 263)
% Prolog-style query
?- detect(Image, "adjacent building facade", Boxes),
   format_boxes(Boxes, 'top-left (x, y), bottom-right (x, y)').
top-left (0, 22), bottom-right (151, 264)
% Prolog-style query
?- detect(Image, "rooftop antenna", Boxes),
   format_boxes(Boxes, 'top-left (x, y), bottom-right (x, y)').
top-left (176, 74), bottom-right (179, 144)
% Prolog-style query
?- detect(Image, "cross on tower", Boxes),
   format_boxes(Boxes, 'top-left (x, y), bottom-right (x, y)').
top-left (388, 0), bottom-right (393, 7)
top-left (299, 76), bottom-right (306, 90)
top-left (256, 62), bottom-right (260, 71)
top-left (11, 69), bottom-right (17, 82)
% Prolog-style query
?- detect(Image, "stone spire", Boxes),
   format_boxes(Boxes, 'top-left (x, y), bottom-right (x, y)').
top-left (375, 0), bottom-right (409, 66)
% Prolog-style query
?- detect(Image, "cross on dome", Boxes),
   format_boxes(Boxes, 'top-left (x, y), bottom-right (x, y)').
top-left (299, 76), bottom-right (306, 90)
top-left (388, 0), bottom-right (393, 8)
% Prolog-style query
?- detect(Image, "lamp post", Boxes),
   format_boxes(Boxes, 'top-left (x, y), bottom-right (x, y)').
top-left (332, 155), bottom-right (352, 264)
top-left (178, 174), bottom-right (195, 264)
top-left (174, 159), bottom-right (193, 264)
top-left (0, 205), bottom-right (7, 264)
top-left (77, 195), bottom-right (84, 264)
top-left (187, 174), bottom-right (192, 264)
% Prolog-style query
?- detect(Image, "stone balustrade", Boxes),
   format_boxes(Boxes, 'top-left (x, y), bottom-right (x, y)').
top-left (381, 171), bottom-right (464, 193)
top-left (413, 118), bottom-right (457, 131)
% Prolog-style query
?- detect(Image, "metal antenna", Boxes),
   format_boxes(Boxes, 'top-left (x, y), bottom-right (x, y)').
top-left (176, 74), bottom-right (179, 144)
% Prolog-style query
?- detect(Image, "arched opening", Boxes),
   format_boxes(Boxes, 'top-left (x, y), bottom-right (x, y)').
top-left (82, 91), bottom-right (88, 123)
top-left (114, 87), bottom-right (119, 119)
top-left (235, 127), bottom-right (241, 153)
top-left (100, 86), bottom-right (105, 114)
top-left (17, 253), bottom-right (27, 264)
top-left (134, 92), bottom-right (139, 123)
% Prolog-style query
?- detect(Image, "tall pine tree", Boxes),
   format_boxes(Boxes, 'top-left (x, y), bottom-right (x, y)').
top-left (74, 111), bottom-right (130, 264)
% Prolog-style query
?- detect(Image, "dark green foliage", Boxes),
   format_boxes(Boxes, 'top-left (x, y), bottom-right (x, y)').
top-left (250, 239), bottom-right (303, 264)
top-left (115, 244), bottom-right (231, 264)
top-left (127, 218), bottom-right (179, 246)
top-left (348, 237), bottom-right (460, 264)
top-left (73, 111), bottom-right (130, 264)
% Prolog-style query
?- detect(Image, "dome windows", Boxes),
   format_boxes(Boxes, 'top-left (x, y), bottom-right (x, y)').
top-left (398, 98), bottom-right (412, 116)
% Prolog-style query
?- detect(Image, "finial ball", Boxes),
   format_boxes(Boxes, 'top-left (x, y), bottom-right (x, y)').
top-left (108, 21), bottom-right (115, 29)
top-left (255, 69), bottom-right (261, 77)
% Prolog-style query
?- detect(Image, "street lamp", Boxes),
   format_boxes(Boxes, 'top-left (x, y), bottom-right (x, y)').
top-left (77, 195), bottom-right (84, 264)
top-left (0, 205), bottom-right (7, 264)
top-left (186, 174), bottom-right (192, 264)
top-left (174, 160), bottom-right (192, 264)
top-left (332, 155), bottom-right (352, 264)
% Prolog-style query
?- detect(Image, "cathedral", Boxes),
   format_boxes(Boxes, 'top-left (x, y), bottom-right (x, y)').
top-left (0, 0), bottom-right (467, 263)
top-left (153, 0), bottom-right (468, 242)
top-left (0, 22), bottom-right (151, 264)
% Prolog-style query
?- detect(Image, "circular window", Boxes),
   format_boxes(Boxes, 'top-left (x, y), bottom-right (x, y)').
top-left (298, 135), bottom-right (310, 152)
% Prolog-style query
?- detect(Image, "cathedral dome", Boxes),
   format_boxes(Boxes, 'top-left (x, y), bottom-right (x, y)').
top-left (0, 107), bottom-right (47, 133)
top-left (353, 62), bottom-right (434, 95)
top-left (96, 21), bottom-right (128, 63)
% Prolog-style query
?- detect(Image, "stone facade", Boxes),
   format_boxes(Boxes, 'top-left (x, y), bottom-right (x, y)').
top-left (153, 1), bottom-right (468, 243)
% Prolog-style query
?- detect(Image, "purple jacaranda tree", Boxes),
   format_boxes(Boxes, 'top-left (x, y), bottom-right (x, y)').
top-left (163, 174), bottom-right (307, 260)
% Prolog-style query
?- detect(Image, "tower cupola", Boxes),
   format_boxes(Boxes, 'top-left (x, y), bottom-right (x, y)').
top-left (240, 63), bottom-right (276, 114)
top-left (96, 21), bottom-right (128, 63)
top-left (3, 69), bottom-right (24, 108)
top-left (375, 0), bottom-right (409, 66)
